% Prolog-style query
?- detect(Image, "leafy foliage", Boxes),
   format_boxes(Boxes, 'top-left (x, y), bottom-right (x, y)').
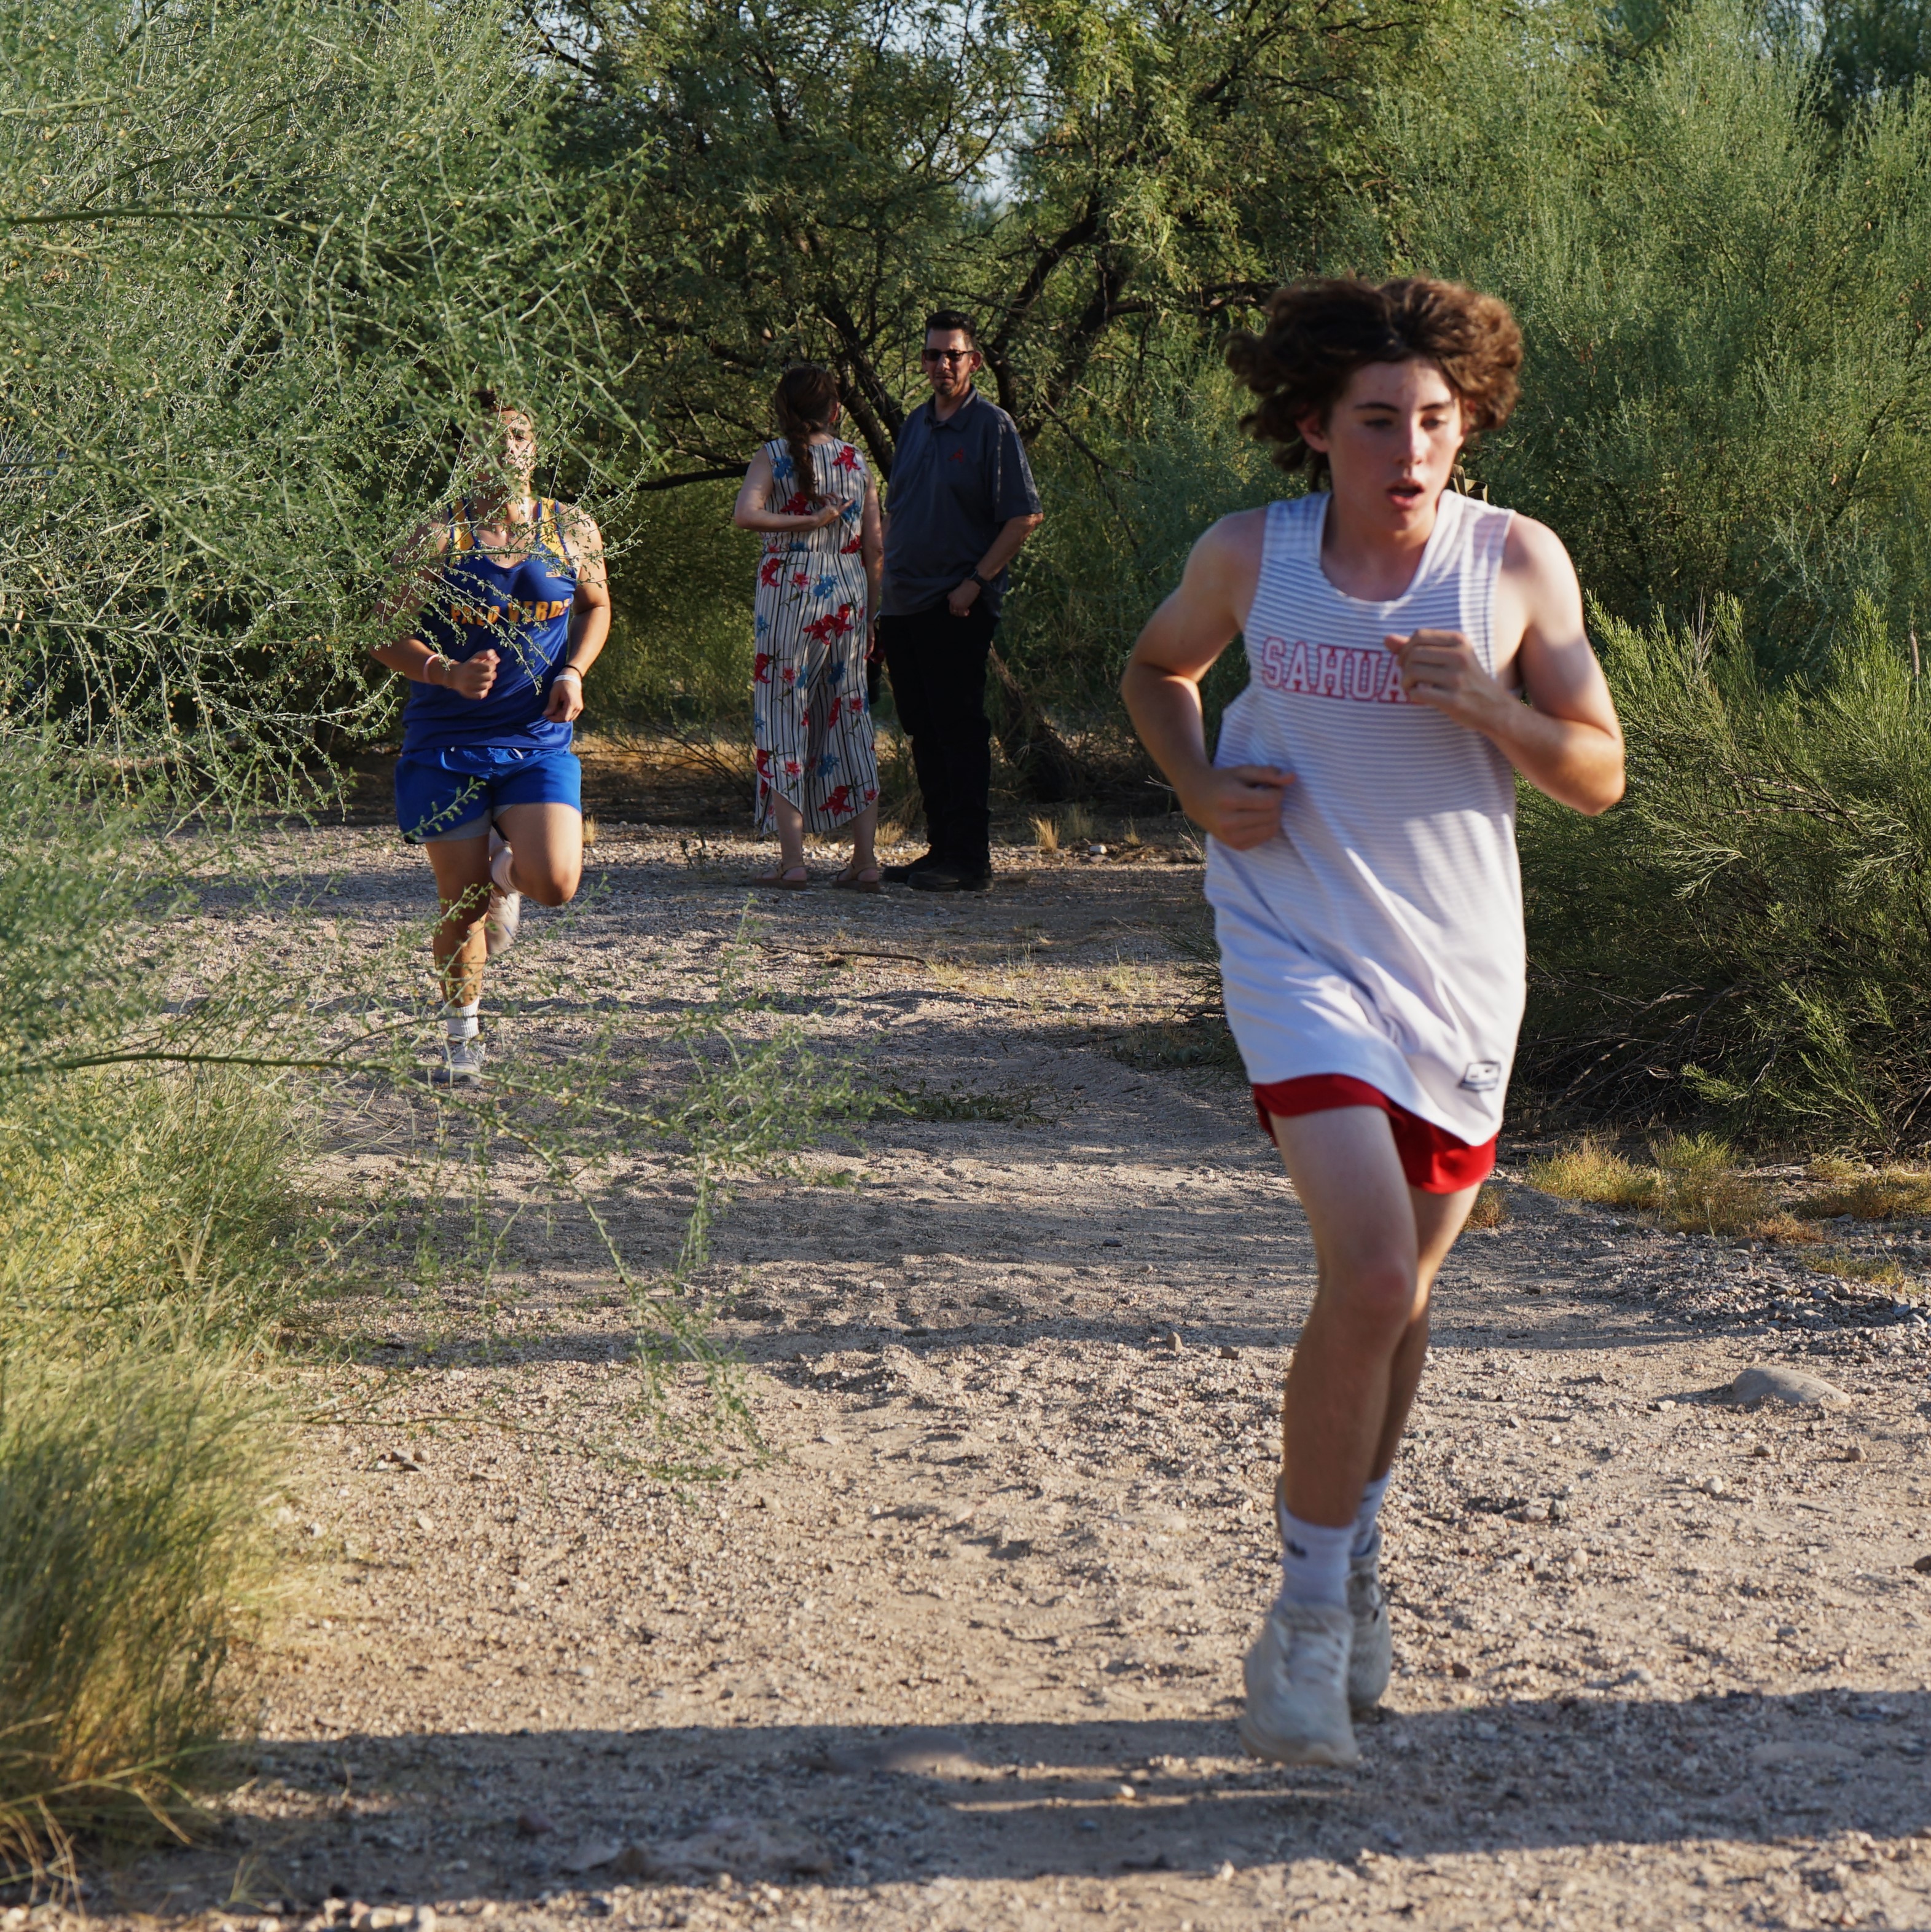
top-left (1520, 597), bottom-right (1931, 1148)
top-left (1368, 0), bottom-right (1931, 669)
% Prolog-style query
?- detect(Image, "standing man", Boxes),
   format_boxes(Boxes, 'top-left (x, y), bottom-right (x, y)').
top-left (877, 311), bottom-right (1043, 892)
top-left (1121, 278), bottom-right (1624, 1765)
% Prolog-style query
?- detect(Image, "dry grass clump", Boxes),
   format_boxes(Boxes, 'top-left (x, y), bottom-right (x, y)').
top-left (1060, 803), bottom-right (1095, 845)
top-left (1800, 1249), bottom-right (1908, 1289)
top-left (1797, 1161), bottom-right (1931, 1222)
top-left (1467, 1183), bottom-right (1510, 1228)
top-left (1031, 814), bottom-right (1061, 855)
top-left (1648, 1132), bottom-right (1769, 1235)
top-left (0, 1347), bottom-right (282, 1864)
top-left (1527, 1136), bottom-right (1655, 1209)
top-left (1529, 1131), bottom-right (1768, 1235)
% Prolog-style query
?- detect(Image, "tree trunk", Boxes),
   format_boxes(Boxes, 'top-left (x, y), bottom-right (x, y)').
top-left (985, 646), bottom-right (1081, 803)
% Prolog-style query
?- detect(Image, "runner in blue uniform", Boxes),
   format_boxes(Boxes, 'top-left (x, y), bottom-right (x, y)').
top-left (374, 396), bottom-right (610, 1083)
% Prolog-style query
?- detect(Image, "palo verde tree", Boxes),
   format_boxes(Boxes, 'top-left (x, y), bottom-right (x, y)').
top-left (0, 0), bottom-right (648, 801)
top-left (544, 0), bottom-right (1448, 785)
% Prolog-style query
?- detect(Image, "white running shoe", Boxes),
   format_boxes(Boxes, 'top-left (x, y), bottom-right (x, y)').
top-left (1239, 1600), bottom-right (1360, 1767)
top-left (1347, 1550), bottom-right (1393, 1713)
top-left (485, 829), bottom-right (520, 957)
top-left (431, 1034), bottom-right (485, 1086)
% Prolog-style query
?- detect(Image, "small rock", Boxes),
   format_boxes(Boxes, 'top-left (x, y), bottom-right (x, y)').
top-left (1726, 1365), bottom-right (1852, 1410)
top-left (516, 1809), bottom-right (557, 1839)
top-left (1218, 1345), bottom-right (1239, 1361)
top-left (416, 1913), bottom-right (436, 1932)
top-left (563, 1840), bottom-right (623, 1874)
top-left (1912, 1554), bottom-right (1931, 1574)
top-left (1215, 1861), bottom-right (1236, 1882)
top-left (1844, 1443), bottom-right (1867, 1463)
top-left (1549, 1499), bottom-right (1570, 1523)
top-left (1087, 844), bottom-right (1108, 858)
top-left (1701, 1475), bottom-right (1728, 1498)
top-left (1620, 1666), bottom-right (1656, 1687)
top-left (414, 1512), bottom-right (434, 1533)
top-left (1449, 1661), bottom-right (1473, 1680)
top-left (1519, 1501), bottom-right (1550, 1523)
top-left (1165, 1332), bottom-right (1183, 1356)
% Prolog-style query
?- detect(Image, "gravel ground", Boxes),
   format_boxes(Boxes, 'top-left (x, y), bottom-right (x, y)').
top-left (78, 820), bottom-right (1931, 1932)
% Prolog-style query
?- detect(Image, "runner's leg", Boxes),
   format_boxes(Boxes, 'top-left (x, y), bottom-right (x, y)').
top-left (1268, 1105), bottom-right (1422, 1528)
top-left (1366, 1182), bottom-right (1479, 1478)
top-left (425, 834), bottom-right (493, 1002)
top-left (492, 801), bottom-right (582, 906)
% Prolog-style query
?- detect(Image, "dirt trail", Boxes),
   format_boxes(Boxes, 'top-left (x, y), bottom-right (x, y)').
top-left (96, 825), bottom-right (1931, 1932)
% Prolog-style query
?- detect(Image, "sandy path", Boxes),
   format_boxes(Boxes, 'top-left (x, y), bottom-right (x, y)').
top-left (93, 825), bottom-right (1931, 1932)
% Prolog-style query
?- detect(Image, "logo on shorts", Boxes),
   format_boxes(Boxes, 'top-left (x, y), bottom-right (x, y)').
top-left (1460, 1061), bottom-right (1502, 1092)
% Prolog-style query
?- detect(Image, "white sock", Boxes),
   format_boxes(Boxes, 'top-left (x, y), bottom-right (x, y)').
top-left (1275, 1509), bottom-right (1352, 1612)
top-left (445, 997), bottom-right (480, 1043)
top-left (1352, 1471), bottom-right (1392, 1565)
top-left (490, 842), bottom-right (515, 893)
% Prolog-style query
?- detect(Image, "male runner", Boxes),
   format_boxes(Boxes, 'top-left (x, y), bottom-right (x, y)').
top-left (1121, 278), bottom-right (1624, 1765)
top-left (374, 396), bottom-right (609, 1083)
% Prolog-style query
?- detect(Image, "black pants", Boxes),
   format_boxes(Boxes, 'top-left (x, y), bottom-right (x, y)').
top-left (878, 601), bottom-right (995, 873)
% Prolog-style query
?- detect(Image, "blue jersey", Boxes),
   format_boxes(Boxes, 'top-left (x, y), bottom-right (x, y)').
top-left (401, 499), bottom-right (579, 755)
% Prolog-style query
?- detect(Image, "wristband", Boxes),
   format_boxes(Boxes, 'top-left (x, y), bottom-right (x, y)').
top-left (555, 666), bottom-right (584, 681)
top-left (425, 653), bottom-right (450, 684)
top-left (967, 569), bottom-right (990, 590)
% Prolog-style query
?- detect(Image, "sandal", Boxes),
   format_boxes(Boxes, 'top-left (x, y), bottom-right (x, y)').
top-left (751, 866), bottom-right (811, 890)
top-left (832, 865), bottom-right (883, 895)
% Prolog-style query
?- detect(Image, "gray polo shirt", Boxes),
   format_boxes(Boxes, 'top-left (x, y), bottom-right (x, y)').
top-left (880, 388), bottom-right (1041, 619)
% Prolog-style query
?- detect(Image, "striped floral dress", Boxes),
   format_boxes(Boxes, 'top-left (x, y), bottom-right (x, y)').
top-left (751, 437), bottom-right (878, 831)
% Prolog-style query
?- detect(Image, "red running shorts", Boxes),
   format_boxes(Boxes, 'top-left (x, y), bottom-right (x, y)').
top-left (1252, 1073), bottom-right (1497, 1194)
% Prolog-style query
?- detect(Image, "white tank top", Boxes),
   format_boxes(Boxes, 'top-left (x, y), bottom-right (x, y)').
top-left (1204, 489), bottom-right (1524, 1143)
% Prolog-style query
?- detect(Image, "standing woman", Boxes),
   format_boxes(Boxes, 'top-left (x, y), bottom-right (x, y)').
top-left (374, 395), bottom-right (611, 1082)
top-left (732, 364), bottom-right (883, 889)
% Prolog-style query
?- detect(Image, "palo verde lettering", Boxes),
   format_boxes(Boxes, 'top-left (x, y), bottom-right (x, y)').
top-left (447, 598), bottom-right (572, 628)
top-left (1254, 636), bottom-right (1411, 705)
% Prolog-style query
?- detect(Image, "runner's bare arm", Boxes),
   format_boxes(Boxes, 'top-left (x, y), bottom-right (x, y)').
top-left (547, 506), bottom-right (611, 723)
top-left (861, 473), bottom-right (883, 626)
top-left (1384, 517), bottom-right (1624, 815)
top-left (1121, 510), bottom-right (1295, 850)
top-left (369, 517), bottom-right (499, 699)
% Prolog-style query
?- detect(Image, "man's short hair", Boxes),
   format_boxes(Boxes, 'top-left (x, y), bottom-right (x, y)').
top-left (923, 309), bottom-right (978, 347)
top-left (1226, 278), bottom-right (1521, 484)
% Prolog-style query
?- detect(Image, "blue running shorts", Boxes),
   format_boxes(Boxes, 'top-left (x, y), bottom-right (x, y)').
top-left (393, 744), bottom-right (582, 844)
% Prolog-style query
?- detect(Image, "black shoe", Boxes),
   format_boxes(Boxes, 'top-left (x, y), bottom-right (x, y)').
top-left (882, 852), bottom-right (941, 885)
top-left (910, 861), bottom-right (993, 893)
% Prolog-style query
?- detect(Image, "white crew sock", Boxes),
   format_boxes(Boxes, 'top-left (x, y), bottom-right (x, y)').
top-left (445, 997), bottom-right (480, 1044)
top-left (490, 841), bottom-right (516, 893)
top-left (1275, 1509), bottom-right (1352, 1612)
top-left (1352, 1471), bottom-right (1392, 1565)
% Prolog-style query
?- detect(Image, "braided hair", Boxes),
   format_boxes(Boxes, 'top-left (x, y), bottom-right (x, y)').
top-left (772, 363), bottom-right (840, 508)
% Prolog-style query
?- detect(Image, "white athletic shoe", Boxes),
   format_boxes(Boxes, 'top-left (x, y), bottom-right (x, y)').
top-left (485, 830), bottom-right (520, 957)
top-left (1347, 1550), bottom-right (1393, 1713)
top-left (431, 1034), bottom-right (485, 1086)
top-left (1239, 1600), bottom-right (1360, 1767)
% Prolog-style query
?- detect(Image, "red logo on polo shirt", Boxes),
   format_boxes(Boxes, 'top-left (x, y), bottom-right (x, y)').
top-left (949, 449), bottom-right (966, 462)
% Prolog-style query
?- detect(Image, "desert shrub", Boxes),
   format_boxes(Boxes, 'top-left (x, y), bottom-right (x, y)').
top-left (1519, 597), bottom-right (1931, 1150)
top-left (596, 481), bottom-right (761, 731)
top-left (1363, 0), bottom-right (1931, 670)
top-left (0, 1345), bottom-right (281, 1863)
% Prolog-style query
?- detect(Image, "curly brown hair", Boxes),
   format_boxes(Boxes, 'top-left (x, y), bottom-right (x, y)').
top-left (1226, 277), bottom-right (1522, 485)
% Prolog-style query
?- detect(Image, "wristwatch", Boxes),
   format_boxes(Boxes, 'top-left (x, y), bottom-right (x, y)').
top-left (966, 569), bottom-right (990, 589)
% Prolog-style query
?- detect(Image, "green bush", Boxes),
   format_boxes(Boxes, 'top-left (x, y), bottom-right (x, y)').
top-left (1519, 595), bottom-right (1931, 1149)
